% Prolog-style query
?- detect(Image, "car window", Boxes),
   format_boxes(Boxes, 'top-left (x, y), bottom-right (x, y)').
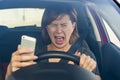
top-left (0, 8), bottom-right (45, 28)
top-left (93, 0), bottom-right (120, 41)
top-left (102, 18), bottom-right (120, 48)
top-left (100, 5), bottom-right (120, 41)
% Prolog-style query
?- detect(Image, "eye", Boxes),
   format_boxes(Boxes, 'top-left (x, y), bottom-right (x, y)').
top-left (48, 24), bottom-right (57, 28)
top-left (61, 24), bottom-right (67, 28)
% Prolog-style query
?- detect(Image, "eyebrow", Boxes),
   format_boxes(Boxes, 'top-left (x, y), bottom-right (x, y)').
top-left (51, 22), bottom-right (68, 25)
top-left (61, 23), bottom-right (68, 25)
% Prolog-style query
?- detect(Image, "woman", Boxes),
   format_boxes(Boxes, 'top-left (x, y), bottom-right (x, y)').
top-left (6, 6), bottom-right (101, 80)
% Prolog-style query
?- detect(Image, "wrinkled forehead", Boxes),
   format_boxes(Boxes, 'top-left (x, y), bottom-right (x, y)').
top-left (55, 14), bottom-right (70, 21)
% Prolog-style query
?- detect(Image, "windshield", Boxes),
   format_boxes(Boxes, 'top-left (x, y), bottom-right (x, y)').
top-left (0, 3), bottom-right (120, 41)
top-left (0, 8), bottom-right (45, 27)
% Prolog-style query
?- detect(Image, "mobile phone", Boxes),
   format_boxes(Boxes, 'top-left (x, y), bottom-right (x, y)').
top-left (21, 35), bottom-right (36, 56)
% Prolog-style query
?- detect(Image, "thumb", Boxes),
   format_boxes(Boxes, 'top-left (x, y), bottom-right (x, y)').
top-left (75, 51), bottom-right (81, 57)
top-left (17, 44), bottom-right (21, 50)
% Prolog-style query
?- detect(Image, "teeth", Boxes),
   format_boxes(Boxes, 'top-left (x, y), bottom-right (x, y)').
top-left (55, 36), bottom-right (63, 39)
top-left (55, 36), bottom-right (64, 40)
top-left (57, 37), bottom-right (62, 39)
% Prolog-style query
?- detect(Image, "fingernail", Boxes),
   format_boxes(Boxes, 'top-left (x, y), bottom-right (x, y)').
top-left (33, 62), bottom-right (37, 64)
top-left (34, 56), bottom-right (38, 59)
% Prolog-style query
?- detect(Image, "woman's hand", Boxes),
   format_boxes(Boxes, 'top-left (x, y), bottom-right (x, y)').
top-left (6, 45), bottom-right (38, 79)
top-left (68, 52), bottom-right (96, 72)
top-left (79, 53), bottom-right (96, 72)
top-left (68, 52), bottom-right (101, 80)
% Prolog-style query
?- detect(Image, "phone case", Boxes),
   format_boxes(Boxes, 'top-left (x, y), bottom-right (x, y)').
top-left (21, 35), bottom-right (36, 56)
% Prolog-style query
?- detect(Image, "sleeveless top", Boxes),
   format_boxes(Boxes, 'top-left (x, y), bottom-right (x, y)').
top-left (35, 41), bottom-right (100, 75)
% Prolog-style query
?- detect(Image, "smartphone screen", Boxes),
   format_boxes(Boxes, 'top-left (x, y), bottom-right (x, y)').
top-left (21, 35), bottom-right (36, 56)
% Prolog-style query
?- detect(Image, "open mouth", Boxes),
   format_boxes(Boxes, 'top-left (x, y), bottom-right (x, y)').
top-left (55, 36), bottom-right (64, 45)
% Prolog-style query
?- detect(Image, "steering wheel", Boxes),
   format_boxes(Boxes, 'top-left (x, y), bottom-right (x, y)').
top-left (7, 51), bottom-right (97, 80)
top-left (35, 51), bottom-right (80, 65)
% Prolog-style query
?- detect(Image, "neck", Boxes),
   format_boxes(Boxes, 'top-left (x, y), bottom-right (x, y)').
top-left (47, 43), bottom-right (71, 52)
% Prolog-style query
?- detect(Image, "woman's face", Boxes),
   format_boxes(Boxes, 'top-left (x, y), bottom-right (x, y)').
top-left (47, 14), bottom-right (76, 50)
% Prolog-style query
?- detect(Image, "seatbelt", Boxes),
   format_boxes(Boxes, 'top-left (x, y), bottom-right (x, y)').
top-left (68, 31), bottom-right (89, 54)
top-left (59, 31), bottom-right (89, 63)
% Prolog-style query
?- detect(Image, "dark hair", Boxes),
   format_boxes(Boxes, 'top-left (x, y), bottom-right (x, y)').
top-left (41, 5), bottom-right (79, 45)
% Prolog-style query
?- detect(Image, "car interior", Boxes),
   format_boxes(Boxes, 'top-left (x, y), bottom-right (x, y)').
top-left (0, 2), bottom-right (96, 80)
top-left (0, 0), bottom-right (120, 80)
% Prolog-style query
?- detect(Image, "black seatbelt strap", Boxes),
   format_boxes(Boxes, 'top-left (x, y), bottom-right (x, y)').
top-left (68, 31), bottom-right (89, 54)
top-left (59, 31), bottom-right (89, 63)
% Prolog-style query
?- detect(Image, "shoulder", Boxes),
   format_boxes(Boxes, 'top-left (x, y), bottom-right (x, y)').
top-left (79, 40), bottom-right (96, 60)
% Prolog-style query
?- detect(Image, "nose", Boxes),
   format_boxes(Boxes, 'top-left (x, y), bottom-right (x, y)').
top-left (56, 26), bottom-right (62, 33)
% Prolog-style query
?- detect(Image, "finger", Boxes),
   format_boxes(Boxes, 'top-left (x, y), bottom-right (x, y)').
top-left (12, 49), bottom-right (33, 57)
top-left (11, 54), bottom-right (20, 62)
top-left (17, 45), bottom-right (21, 50)
top-left (75, 51), bottom-right (81, 57)
top-left (12, 61), bottom-right (37, 71)
top-left (85, 59), bottom-right (94, 71)
top-left (19, 61), bottom-right (37, 68)
top-left (89, 59), bottom-right (96, 72)
top-left (68, 61), bottom-right (74, 65)
top-left (12, 66), bottom-right (20, 72)
top-left (18, 48), bottom-right (34, 55)
top-left (82, 56), bottom-right (91, 69)
top-left (15, 55), bottom-right (38, 62)
top-left (11, 51), bottom-right (18, 57)
top-left (21, 55), bottom-right (38, 61)
top-left (12, 51), bottom-right (38, 62)
top-left (11, 55), bottom-right (38, 72)
top-left (80, 54), bottom-right (86, 67)
top-left (11, 62), bottom-right (21, 72)
top-left (17, 45), bottom-right (34, 55)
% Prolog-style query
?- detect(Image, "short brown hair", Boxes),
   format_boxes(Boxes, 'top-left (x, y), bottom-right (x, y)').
top-left (41, 5), bottom-right (79, 45)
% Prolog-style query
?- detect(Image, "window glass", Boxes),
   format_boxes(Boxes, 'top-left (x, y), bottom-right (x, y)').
top-left (102, 18), bottom-right (120, 48)
top-left (0, 8), bottom-right (45, 28)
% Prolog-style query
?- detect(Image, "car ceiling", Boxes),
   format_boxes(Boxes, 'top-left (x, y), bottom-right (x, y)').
top-left (0, 0), bottom-right (84, 9)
